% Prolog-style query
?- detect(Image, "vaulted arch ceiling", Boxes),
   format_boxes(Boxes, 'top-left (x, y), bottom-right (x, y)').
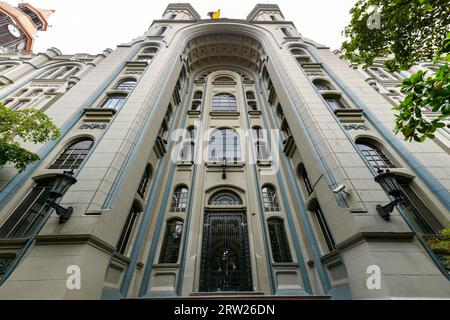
top-left (185, 34), bottom-right (264, 72)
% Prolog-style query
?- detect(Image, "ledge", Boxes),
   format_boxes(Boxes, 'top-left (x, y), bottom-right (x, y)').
top-left (334, 109), bottom-right (365, 123)
top-left (272, 262), bottom-right (299, 268)
top-left (320, 249), bottom-right (342, 267)
top-left (83, 108), bottom-right (116, 123)
top-left (248, 110), bottom-right (261, 116)
top-left (152, 263), bottom-right (180, 269)
top-left (0, 238), bottom-right (29, 250)
top-left (187, 110), bottom-right (201, 116)
top-left (35, 234), bottom-right (116, 255)
top-left (206, 161), bottom-right (244, 168)
top-left (125, 61), bottom-right (148, 68)
top-left (209, 111), bottom-right (240, 117)
top-left (336, 232), bottom-right (415, 252)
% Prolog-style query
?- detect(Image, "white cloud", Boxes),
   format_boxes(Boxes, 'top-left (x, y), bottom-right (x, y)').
top-left (6, 0), bottom-right (356, 54)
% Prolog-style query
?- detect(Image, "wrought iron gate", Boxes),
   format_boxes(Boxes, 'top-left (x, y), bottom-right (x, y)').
top-left (199, 212), bottom-right (252, 292)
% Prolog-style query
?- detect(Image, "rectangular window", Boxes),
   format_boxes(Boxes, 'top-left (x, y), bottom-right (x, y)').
top-left (12, 100), bottom-right (28, 110)
top-left (117, 205), bottom-right (140, 255)
top-left (302, 168), bottom-right (314, 196)
top-left (0, 182), bottom-right (52, 239)
top-left (314, 206), bottom-right (335, 253)
top-left (101, 96), bottom-right (126, 110)
top-left (325, 98), bottom-right (346, 110)
top-left (399, 184), bottom-right (443, 234)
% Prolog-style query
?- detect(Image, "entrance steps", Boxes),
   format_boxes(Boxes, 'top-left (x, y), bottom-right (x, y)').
top-left (141, 292), bottom-right (330, 300)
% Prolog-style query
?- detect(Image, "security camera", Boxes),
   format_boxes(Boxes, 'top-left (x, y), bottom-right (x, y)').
top-left (333, 185), bottom-right (349, 195)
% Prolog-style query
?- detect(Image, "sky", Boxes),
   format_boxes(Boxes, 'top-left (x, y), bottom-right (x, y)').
top-left (6, 0), bottom-right (357, 55)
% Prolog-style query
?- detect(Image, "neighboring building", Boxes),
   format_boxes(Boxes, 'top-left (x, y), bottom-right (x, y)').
top-left (0, 3), bottom-right (448, 299)
top-left (0, 1), bottom-right (54, 53)
top-left (334, 52), bottom-right (450, 153)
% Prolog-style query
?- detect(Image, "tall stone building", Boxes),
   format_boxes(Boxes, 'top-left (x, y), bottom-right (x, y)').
top-left (0, 3), bottom-right (448, 299)
top-left (0, 1), bottom-right (54, 53)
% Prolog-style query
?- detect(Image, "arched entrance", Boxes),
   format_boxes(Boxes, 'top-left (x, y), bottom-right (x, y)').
top-left (199, 191), bottom-right (252, 292)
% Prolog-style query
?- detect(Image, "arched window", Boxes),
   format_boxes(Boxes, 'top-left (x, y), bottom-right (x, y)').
top-left (268, 218), bottom-right (293, 263)
top-left (246, 91), bottom-right (255, 100)
top-left (212, 93), bottom-right (237, 112)
top-left (115, 79), bottom-right (137, 91)
top-left (252, 126), bottom-right (264, 140)
top-left (209, 128), bottom-right (241, 162)
top-left (209, 190), bottom-right (243, 206)
top-left (214, 76), bottom-right (235, 83)
top-left (159, 219), bottom-right (183, 263)
top-left (170, 186), bottom-right (189, 212)
top-left (117, 202), bottom-right (141, 255)
top-left (42, 66), bottom-right (80, 80)
top-left (290, 48), bottom-right (307, 56)
top-left (100, 94), bottom-right (127, 110)
top-left (137, 164), bottom-right (152, 198)
top-left (137, 55), bottom-right (153, 63)
top-left (356, 141), bottom-right (394, 169)
top-left (186, 126), bottom-right (197, 140)
top-left (313, 80), bottom-right (332, 91)
top-left (49, 138), bottom-right (94, 170)
top-left (142, 47), bottom-right (158, 54)
top-left (193, 91), bottom-right (203, 100)
top-left (262, 185), bottom-right (280, 212)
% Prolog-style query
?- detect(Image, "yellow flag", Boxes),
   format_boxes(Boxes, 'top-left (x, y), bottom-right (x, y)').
top-left (208, 9), bottom-right (220, 19)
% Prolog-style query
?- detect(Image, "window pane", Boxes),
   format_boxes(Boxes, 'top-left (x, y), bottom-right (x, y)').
top-left (262, 186), bottom-right (280, 212)
top-left (356, 142), bottom-right (394, 169)
top-left (49, 139), bottom-right (94, 170)
top-left (159, 220), bottom-right (183, 263)
top-left (137, 165), bottom-right (151, 198)
top-left (314, 206), bottom-right (335, 252)
top-left (0, 182), bottom-right (52, 239)
top-left (115, 80), bottom-right (136, 91)
top-left (209, 191), bottom-right (242, 205)
top-left (117, 204), bottom-right (140, 255)
top-left (209, 129), bottom-right (241, 162)
top-left (170, 187), bottom-right (189, 212)
top-left (268, 219), bottom-right (292, 263)
top-left (212, 93), bottom-right (237, 112)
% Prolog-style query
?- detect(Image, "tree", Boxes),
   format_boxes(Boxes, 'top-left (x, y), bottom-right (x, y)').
top-left (393, 37), bottom-right (449, 142)
top-left (341, 0), bottom-right (450, 142)
top-left (0, 103), bottom-right (61, 172)
top-left (341, 0), bottom-right (449, 71)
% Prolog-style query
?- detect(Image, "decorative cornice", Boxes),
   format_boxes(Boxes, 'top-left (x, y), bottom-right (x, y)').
top-left (336, 232), bottom-right (415, 252)
top-left (34, 234), bottom-right (116, 255)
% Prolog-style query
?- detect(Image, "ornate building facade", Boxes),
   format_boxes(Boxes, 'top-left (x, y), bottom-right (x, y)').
top-left (0, 1), bottom-right (54, 53)
top-left (0, 3), bottom-right (448, 299)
